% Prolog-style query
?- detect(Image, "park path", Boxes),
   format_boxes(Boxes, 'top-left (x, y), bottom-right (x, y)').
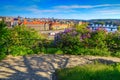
top-left (0, 54), bottom-right (120, 80)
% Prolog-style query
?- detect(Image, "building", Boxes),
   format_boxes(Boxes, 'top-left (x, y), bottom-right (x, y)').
top-left (23, 19), bottom-right (70, 31)
top-left (0, 16), bottom-right (73, 30)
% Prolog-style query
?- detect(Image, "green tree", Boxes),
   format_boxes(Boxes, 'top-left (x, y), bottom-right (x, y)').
top-left (106, 32), bottom-right (120, 55)
top-left (117, 26), bottom-right (120, 32)
top-left (0, 21), bottom-right (11, 60)
top-left (9, 25), bottom-right (43, 56)
top-left (74, 23), bottom-right (89, 33)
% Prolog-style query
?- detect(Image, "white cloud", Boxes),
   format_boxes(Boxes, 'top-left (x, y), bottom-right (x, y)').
top-left (55, 5), bottom-right (93, 9)
top-left (97, 10), bottom-right (120, 15)
top-left (2, 4), bottom-right (76, 14)
top-left (27, 8), bottom-right (59, 13)
top-left (24, 5), bottom-right (76, 13)
top-left (2, 4), bottom-right (120, 19)
top-left (55, 4), bottom-right (120, 9)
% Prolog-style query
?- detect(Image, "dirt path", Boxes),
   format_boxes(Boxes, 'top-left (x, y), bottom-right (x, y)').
top-left (0, 54), bottom-right (120, 80)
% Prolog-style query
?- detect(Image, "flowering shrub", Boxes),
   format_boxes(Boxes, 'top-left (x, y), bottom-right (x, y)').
top-left (78, 27), bottom-right (109, 55)
top-left (54, 28), bottom-right (82, 54)
top-left (54, 27), bottom-right (111, 55)
top-left (86, 28), bottom-right (108, 49)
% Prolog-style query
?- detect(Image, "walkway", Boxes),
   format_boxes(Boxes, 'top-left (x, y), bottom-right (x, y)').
top-left (0, 54), bottom-right (120, 80)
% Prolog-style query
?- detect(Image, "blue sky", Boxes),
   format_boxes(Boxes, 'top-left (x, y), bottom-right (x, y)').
top-left (0, 0), bottom-right (120, 19)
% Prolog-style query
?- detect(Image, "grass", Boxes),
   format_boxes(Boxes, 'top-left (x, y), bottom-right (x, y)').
top-left (42, 48), bottom-right (63, 54)
top-left (56, 63), bottom-right (120, 80)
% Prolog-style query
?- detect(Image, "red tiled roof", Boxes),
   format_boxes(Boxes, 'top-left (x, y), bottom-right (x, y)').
top-left (23, 20), bottom-right (68, 27)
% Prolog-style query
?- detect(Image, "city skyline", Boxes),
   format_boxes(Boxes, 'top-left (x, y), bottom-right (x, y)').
top-left (1, 0), bottom-right (120, 20)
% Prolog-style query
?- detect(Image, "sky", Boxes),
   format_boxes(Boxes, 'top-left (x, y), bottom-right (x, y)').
top-left (0, 0), bottom-right (120, 20)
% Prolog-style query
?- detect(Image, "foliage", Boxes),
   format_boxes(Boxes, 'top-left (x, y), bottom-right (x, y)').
top-left (10, 25), bottom-right (41, 46)
top-left (117, 26), bottom-right (120, 32)
top-left (54, 27), bottom-right (110, 56)
top-left (10, 45), bottom-right (33, 56)
top-left (74, 23), bottom-right (89, 33)
top-left (114, 51), bottom-right (120, 57)
top-left (43, 48), bottom-right (63, 54)
top-left (106, 31), bottom-right (120, 56)
top-left (0, 21), bottom-right (11, 60)
top-left (84, 28), bottom-right (108, 49)
top-left (8, 25), bottom-right (43, 56)
top-left (80, 28), bottom-right (111, 56)
top-left (56, 63), bottom-right (120, 80)
top-left (76, 48), bottom-right (110, 56)
top-left (1, 21), bottom-right (120, 59)
top-left (54, 28), bottom-right (82, 54)
top-left (94, 21), bottom-right (105, 25)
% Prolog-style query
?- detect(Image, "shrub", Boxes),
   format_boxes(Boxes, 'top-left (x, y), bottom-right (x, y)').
top-left (10, 45), bottom-right (33, 56)
top-left (85, 28), bottom-right (108, 49)
top-left (8, 25), bottom-right (43, 55)
top-left (54, 28), bottom-right (82, 54)
top-left (54, 27), bottom-right (110, 56)
top-left (87, 48), bottom-right (110, 56)
top-left (0, 21), bottom-right (11, 59)
top-left (106, 31), bottom-right (120, 53)
top-left (114, 51), bottom-right (120, 57)
top-left (75, 48), bottom-right (110, 56)
top-left (80, 28), bottom-right (110, 56)
top-left (44, 48), bottom-right (63, 54)
top-left (10, 26), bottom-right (41, 46)
top-left (0, 53), bottom-right (6, 60)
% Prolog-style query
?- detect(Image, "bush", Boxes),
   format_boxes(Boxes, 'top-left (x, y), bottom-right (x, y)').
top-left (10, 26), bottom-right (41, 46)
top-left (78, 28), bottom-right (110, 56)
top-left (114, 51), bottom-right (120, 57)
top-left (54, 28), bottom-right (110, 56)
top-left (8, 25), bottom-right (43, 56)
top-left (0, 21), bottom-right (11, 59)
top-left (84, 28), bottom-right (107, 49)
top-left (54, 28), bottom-right (82, 54)
top-left (0, 53), bottom-right (6, 60)
top-left (87, 48), bottom-right (110, 56)
top-left (40, 39), bottom-right (63, 54)
top-left (106, 31), bottom-right (120, 53)
top-left (10, 45), bottom-right (33, 56)
top-left (43, 48), bottom-right (63, 54)
top-left (74, 48), bottom-right (110, 56)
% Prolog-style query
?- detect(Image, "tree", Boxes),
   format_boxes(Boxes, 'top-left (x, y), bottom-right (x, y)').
top-left (74, 23), bottom-right (89, 33)
top-left (9, 25), bottom-right (42, 56)
top-left (0, 21), bottom-right (11, 60)
top-left (117, 26), bottom-right (120, 32)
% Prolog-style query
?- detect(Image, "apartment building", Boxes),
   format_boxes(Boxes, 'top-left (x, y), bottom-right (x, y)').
top-left (23, 19), bottom-right (70, 31)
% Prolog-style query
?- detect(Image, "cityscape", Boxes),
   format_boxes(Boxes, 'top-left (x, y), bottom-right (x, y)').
top-left (0, 16), bottom-right (119, 32)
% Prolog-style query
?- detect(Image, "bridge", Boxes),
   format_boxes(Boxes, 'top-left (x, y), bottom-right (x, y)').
top-left (88, 24), bottom-right (118, 31)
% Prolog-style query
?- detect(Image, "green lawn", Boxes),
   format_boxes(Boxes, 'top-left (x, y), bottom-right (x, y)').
top-left (56, 63), bottom-right (120, 80)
